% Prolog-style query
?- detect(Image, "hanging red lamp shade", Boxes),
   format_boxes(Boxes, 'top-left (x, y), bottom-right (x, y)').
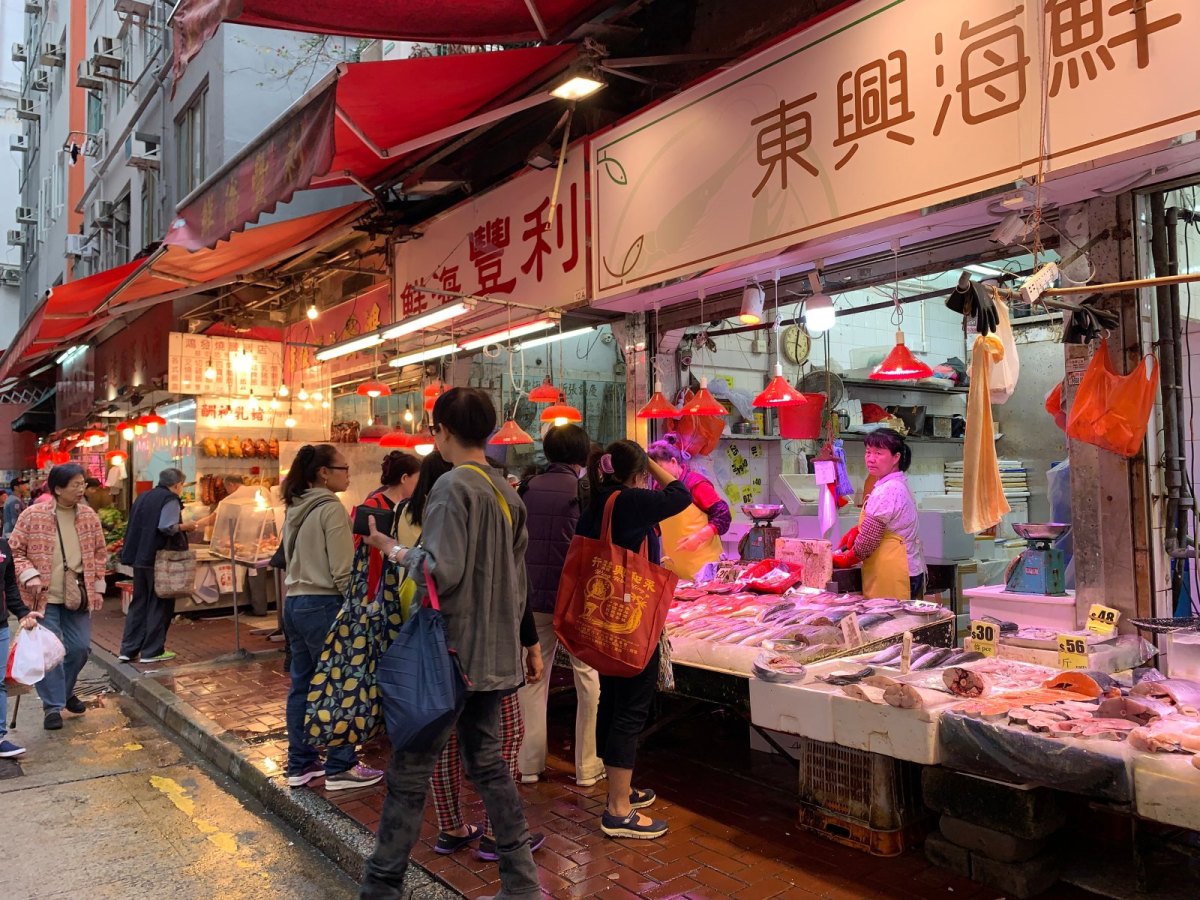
top-left (359, 422), bottom-right (391, 443)
top-left (106, 449), bottom-right (128, 465)
top-left (679, 378), bottom-right (727, 417)
top-left (423, 382), bottom-right (444, 412)
top-left (540, 402), bottom-right (582, 425)
top-left (527, 378), bottom-right (562, 403)
top-left (140, 411), bottom-right (168, 433)
top-left (357, 379), bottom-right (392, 398)
top-left (636, 382), bottom-right (681, 420)
top-left (490, 419), bottom-right (535, 445)
top-left (81, 427), bottom-right (108, 447)
top-left (753, 365), bottom-right (807, 408)
top-left (870, 330), bottom-right (935, 381)
top-left (116, 420), bottom-right (136, 441)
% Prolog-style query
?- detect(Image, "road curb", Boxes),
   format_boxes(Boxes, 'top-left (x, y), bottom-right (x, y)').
top-left (91, 645), bottom-right (460, 898)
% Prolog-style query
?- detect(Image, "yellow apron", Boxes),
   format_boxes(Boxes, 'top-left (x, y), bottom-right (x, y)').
top-left (660, 502), bottom-right (723, 581)
top-left (857, 506), bottom-right (912, 600)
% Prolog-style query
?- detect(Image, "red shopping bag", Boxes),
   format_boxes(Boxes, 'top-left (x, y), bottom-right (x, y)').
top-left (1066, 340), bottom-right (1159, 458)
top-left (4, 633), bottom-right (31, 696)
top-left (554, 492), bottom-right (678, 677)
top-left (1044, 381), bottom-right (1067, 431)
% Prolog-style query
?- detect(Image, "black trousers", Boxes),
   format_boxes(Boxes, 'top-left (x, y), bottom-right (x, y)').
top-left (596, 644), bottom-right (660, 770)
top-left (910, 573), bottom-right (926, 601)
top-left (120, 566), bottom-right (176, 658)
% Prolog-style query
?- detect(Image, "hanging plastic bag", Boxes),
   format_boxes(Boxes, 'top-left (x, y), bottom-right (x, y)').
top-left (1066, 339), bottom-right (1159, 458)
top-left (673, 389), bottom-right (725, 457)
top-left (11, 624), bottom-right (65, 685)
top-left (5, 638), bottom-right (31, 695)
top-left (989, 297), bottom-right (1020, 405)
top-left (1044, 381), bottom-right (1067, 431)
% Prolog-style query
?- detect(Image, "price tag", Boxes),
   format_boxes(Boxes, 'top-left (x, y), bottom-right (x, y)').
top-left (841, 612), bottom-right (864, 649)
top-left (969, 620), bottom-right (999, 658)
top-left (1086, 604), bottom-right (1121, 636)
top-left (1057, 634), bottom-right (1090, 670)
top-left (900, 631), bottom-right (913, 674)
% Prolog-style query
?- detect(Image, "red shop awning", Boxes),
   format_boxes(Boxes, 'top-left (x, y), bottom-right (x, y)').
top-left (172, 0), bottom-right (606, 84)
top-left (168, 45), bottom-right (575, 251)
top-left (0, 203), bottom-right (366, 383)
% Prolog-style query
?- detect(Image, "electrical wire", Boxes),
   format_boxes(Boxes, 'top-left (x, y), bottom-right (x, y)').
top-left (1181, 187), bottom-right (1199, 613)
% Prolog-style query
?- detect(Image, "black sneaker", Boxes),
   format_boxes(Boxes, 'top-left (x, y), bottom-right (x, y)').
top-left (476, 831), bottom-right (545, 862)
top-left (435, 824), bottom-right (483, 855)
top-left (65, 695), bottom-right (87, 715)
top-left (44, 711), bottom-right (63, 730)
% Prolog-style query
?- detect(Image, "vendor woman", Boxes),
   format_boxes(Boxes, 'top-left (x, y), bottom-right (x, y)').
top-left (647, 437), bottom-right (731, 580)
top-left (833, 428), bottom-right (926, 600)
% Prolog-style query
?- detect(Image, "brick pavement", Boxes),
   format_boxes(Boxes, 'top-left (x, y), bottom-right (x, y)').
top-left (140, 655), bottom-right (1101, 899)
top-left (90, 604), bottom-right (279, 669)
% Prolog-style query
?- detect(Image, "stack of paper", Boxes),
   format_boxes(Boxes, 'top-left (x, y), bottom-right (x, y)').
top-left (944, 459), bottom-right (1029, 499)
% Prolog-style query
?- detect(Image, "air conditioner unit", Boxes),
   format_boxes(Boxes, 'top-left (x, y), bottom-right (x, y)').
top-left (39, 42), bottom-right (64, 67)
top-left (16, 207), bottom-right (36, 225)
top-left (30, 70), bottom-right (49, 92)
top-left (24, 0), bottom-right (42, 13)
top-left (17, 98), bottom-right (40, 121)
top-left (127, 148), bottom-right (160, 172)
top-left (66, 234), bottom-right (97, 259)
top-left (115, 0), bottom-right (152, 16)
top-left (7, 230), bottom-right (25, 248)
top-left (11, 43), bottom-right (27, 63)
top-left (93, 37), bottom-right (121, 70)
top-left (0, 267), bottom-right (19, 287)
top-left (76, 59), bottom-right (103, 90)
top-left (92, 200), bottom-right (114, 224)
top-left (10, 135), bottom-right (28, 153)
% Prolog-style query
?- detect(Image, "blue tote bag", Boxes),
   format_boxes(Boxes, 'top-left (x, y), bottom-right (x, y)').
top-left (377, 563), bottom-right (467, 752)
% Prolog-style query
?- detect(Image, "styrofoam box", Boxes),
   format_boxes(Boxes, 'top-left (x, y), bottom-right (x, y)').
top-left (964, 584), bottom-right (1080, 631)
top-left (748, 725), bottom-right (807, 760)
top-left (1134, 753), bottom-right (1200, 830)
top-left (749, 677), bottom-right (837, 744)
top-left (829, 692), bottom-right (949, 765)
top-left (1166, 631), bottom-right (1200, 680)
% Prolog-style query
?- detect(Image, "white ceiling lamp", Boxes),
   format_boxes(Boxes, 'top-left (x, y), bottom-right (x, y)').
top-left (805, 271), bottom-right (836, 333)
top-left (56, 345), bottom-right (86, 364)
top-left (388, 343), bottom-right (457, 369)
top-left (550, 74), bottom-right (605, 101)
top-left (458, 316), bottom-right (558, 352)
top-left (965, 263), bottom-right (1008, 279)
top-left (739, 282), bottom-right (765, 325)
top-left (380, 300), bottom-right (475, 341)
top-left (511, 325), bottom-right (596, 352)
top-left (315, 332), bottom-right (384, 362)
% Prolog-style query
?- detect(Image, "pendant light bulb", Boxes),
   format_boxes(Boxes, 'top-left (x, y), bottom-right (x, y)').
top-left (269, 398), bottom-right (280, 411)
top-left (307, 304), bottom-right (319, 320)
top-left (285, 413), bottom-right (297, 429)
top-left (739, 282), bottom-right (765, 325)
top-left (403, 408), bottom-right (414, 423)
top-left (297, 387), bottom-right (309, 402)
top-left (278, 384), bottom-right (289, 397)
top-left (204, 363), bottom-right (217, 381)
top-left (805, 272), bottom-right (836, 333)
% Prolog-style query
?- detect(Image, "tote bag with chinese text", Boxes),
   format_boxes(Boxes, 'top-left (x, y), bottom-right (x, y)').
top-left (1066, 339), bottom-right (1159, 458)
top-left (554, 491), bottom-right (678, 677)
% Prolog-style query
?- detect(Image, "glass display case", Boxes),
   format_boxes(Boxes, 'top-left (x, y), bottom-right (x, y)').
top-left (209, 489), bottom-right (284, 564)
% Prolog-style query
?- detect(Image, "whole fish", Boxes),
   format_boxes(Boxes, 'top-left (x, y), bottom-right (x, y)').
top-left (942, 649), bottom-right (985, 666)
top-left (856, 613), bottom-right (895, 630)
top-left (912, 647), bottom-right (956, 670)
top-left (866, 644), bottom-right (904, 665)
top-left (820, 667), bottom-right (876, 686)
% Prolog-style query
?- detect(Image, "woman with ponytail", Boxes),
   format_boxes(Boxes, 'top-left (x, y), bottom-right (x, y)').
top-left (832, 427), bottom-right (927, 600)
top-left (574, 439), bottom-right (692, 840)
top-left (647, 434), bottom-right (731, 580)
top-left (281, 443), bottom-right (383, 793)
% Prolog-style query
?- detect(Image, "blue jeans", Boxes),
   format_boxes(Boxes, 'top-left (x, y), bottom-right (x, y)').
top-left (35, 604), bottom-right (92, 715)
top-left (283, 594), bottom-right (357, 777)
top-left (0, 625), bottom-right (8, 738)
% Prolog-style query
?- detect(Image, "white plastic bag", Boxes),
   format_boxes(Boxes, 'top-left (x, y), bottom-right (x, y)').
top-left (11, 624), bottom-right (66, 685)
top-left (988, 300), bottom-right (1020, 405)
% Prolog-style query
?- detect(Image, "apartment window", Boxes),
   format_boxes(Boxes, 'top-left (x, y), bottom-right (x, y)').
top-left (52, 155), bottom-right (65, 221)
top-left (112, 192), bottom-right (132, 265)
top-left (141, 171), bottom-right (158, 247)
top-left (117, 31), bottom-right (133, 107)
top-left (143, 1), bottom-right (167, 66)
top-left (87, 91), bottom-right (103, 138)
top-left (176, 87), bottom-right (207, 196)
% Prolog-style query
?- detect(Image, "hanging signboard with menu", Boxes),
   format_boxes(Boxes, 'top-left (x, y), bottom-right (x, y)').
top-left (590, 0), bottom-right (1200, 299)
top-left (168, 334), bottom-right (284, 397)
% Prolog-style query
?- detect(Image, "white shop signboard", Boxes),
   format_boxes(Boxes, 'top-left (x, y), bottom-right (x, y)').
top-left (168, 333), bottom-right (284, 397)
top-left (392, 147), bottom-right (587, 329)
top-left (591, 0), bottom-right (1200, 298)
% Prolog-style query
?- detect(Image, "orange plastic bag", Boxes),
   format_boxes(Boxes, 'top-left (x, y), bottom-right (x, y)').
top-left (1066, 340), bottom-right (1159, 458)
top-left (1044, 381), bottom-right (1067, 431)
top-left (673, 390), bottom-right (724, 457)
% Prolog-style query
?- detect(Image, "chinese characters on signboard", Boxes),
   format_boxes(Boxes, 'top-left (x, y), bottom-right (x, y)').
top-left (393, 148), bottom-right (587, 334)
top-left (591, 0), bottom-right (1195, 298)
top-left (168, 334), bottom-right (283, 397)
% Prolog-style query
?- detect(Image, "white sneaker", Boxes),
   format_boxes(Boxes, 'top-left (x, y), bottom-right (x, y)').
top-left (519, 772), bottom-right (541, 784)
top-left (576, 772), bottom-right (607, 788)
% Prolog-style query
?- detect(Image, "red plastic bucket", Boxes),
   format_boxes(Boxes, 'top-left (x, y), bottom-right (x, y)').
top-left (779, 394), bottom-right (826, 439)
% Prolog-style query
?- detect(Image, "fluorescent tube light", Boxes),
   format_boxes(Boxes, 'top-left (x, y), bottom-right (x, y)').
top-left (388, 343), bottom-right (457, 369)
top-left (380, 300), bottom-right (474, 341)
top-left (459, 317), bottom-right (558, 352)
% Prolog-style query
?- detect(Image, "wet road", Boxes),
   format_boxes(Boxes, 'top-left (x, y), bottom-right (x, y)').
top-left (0, 662), bottom-right (358, 900)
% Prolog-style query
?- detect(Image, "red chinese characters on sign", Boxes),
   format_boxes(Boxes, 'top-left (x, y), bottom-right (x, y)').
top-left (469, 217), bottom-right (517, 295)
top-left (520, 182), bottom-right (581, 282)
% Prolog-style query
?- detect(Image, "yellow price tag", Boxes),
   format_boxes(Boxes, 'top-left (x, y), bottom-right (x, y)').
top-left (1086, 604), bottom-right (1121, 636)
top-left (969, 620), bottom-right (998, 658)
top-left (1057, 634), bottom-right (1090, 670)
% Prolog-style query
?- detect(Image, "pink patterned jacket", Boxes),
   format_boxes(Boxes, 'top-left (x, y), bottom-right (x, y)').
top-left (9, 501), bottom-right (108, 612)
